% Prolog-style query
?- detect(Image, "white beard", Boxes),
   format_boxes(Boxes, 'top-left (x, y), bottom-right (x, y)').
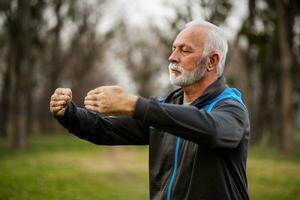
top-left (168, 58), bottom-right (207, 87)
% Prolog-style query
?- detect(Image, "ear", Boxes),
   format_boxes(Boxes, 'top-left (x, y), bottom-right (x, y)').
top-left (207, 52), bottom-right (219, 72)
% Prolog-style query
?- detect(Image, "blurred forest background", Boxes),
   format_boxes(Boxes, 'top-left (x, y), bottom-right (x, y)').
top-left (0, 0), bottom-right (300, 199)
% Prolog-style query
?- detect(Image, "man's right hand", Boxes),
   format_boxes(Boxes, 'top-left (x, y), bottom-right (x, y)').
top-left (50, 88), bottom-right (72, 117)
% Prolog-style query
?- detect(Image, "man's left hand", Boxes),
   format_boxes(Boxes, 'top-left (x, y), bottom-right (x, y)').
top-left (84, 85), bottom-right (138, 116)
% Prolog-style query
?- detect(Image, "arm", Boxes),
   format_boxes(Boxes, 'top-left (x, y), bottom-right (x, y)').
top-left (133, 97), bottom-right (249, 148)
top-left (78, 85), bottom-right (248, 148)
top-left (57, 101), bottom-right (149, 145)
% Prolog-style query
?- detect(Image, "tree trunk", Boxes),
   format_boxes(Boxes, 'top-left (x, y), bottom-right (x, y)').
top-left (25, 66), bottom-right (35, 135)
top-left (11, 57), bottom-right (27, 150)
top-left (276, 0), bottom-right (293, 154)
top-left (0, 64), bottom-right (12, 138)
top-left (11, 0), bottom-right (31, 150)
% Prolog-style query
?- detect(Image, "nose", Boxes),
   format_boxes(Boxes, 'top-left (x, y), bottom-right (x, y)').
top-left (168, 50), bottom-right (180, 63)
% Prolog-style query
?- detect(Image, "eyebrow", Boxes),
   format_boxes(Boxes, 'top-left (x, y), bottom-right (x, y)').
top-left (172, 43), bottom-right (194, 50)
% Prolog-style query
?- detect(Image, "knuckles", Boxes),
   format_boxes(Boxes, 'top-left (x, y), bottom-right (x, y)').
top-left (54, 88), bottom-right (72, 96)
top-left (50, 88), bottom-right (72, 116)
top-left (52, 86), bottom-right (125, 115)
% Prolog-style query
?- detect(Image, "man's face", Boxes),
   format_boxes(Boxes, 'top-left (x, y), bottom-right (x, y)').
top-left (168, 27), bottom-right (209, 87)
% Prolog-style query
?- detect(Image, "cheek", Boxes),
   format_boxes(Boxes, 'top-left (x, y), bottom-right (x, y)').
top-left (180, 53), bottom-right (204, 71)
top-left (181, 59), bottom-right (199, 72)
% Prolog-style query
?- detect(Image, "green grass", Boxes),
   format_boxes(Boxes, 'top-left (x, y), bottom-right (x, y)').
top-left (248, 144), bottom-right (300, 200)
top-left (0, 134), bottom-right (149, 200)
top-left (0, 134), bottom-right (300, 200)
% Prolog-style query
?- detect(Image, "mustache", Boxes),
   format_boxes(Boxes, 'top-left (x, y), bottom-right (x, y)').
top-left (168, 63), bottom-right (184, 72)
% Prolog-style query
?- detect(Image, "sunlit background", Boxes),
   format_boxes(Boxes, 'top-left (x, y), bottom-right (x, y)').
top-left (0, 0), bottom-right (300, 199)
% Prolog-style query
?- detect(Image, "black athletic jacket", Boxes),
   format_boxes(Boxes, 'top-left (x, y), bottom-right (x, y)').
top-left (57, 77), bottom-right (250, 200)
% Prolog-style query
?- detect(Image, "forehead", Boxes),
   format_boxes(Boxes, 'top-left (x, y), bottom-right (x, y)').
top-left (173, 26), bottom-right (208, 49)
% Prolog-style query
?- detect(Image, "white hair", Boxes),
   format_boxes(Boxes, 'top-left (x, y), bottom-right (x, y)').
top-left (184, 20), bottom-right (228, 77)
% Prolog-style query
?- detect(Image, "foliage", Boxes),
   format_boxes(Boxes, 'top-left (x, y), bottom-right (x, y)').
top-left (0, 0), bottom-right (299, 154)
top-left (235, 0), bottom-right (300, 153)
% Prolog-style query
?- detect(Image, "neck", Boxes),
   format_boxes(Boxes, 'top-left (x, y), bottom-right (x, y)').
top-left (183, 76), bottom-right (217, 104)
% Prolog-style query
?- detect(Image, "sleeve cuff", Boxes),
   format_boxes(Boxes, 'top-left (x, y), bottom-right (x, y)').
top-left (56, 101), bottom-right (76, 125)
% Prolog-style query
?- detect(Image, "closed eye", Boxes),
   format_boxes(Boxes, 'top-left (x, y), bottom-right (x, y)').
top-left (171, 45), bottom-right (193, 54)
top-left (182, 49), bottom-right (190, 53)
top-left (181, 48), bottom-right (192, 54)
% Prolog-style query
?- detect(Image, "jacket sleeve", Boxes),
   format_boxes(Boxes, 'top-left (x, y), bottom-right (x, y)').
top-left (56, 101), bottom-right (149, 145)
top-left (133, 97), bottom-right (249, 148)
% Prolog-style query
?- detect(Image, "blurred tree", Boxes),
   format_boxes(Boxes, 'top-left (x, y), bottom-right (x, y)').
top-left (0, 0), bottom-right (46, 149)
top-left (0, 0), bottom-right (112, 150)
top-left (36, 0), bottom-right (113, 133)
top-left (109, 22), bottom-right (168, 97)
top-left (236, 0), bottom-right (300, 153)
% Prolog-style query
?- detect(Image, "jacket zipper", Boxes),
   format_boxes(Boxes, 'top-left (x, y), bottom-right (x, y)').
top-left (166, 137), bottom-right (181, 200)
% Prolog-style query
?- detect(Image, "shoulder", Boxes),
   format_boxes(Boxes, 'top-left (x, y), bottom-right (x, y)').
top-left (213, 99), bottom-right (249, 123)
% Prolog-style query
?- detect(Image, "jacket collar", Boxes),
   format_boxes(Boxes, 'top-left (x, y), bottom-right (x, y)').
top-left (165, 76), bottom-right (227, 107)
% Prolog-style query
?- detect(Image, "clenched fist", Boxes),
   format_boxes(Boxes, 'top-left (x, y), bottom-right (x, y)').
top-left (50, 88), bottom-right (72, 117)
top-left (84, 85), bottom-right (138, 116)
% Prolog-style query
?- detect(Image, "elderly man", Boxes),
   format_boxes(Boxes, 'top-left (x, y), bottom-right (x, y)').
top-left (50, 20), bottom-right (250, 200)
